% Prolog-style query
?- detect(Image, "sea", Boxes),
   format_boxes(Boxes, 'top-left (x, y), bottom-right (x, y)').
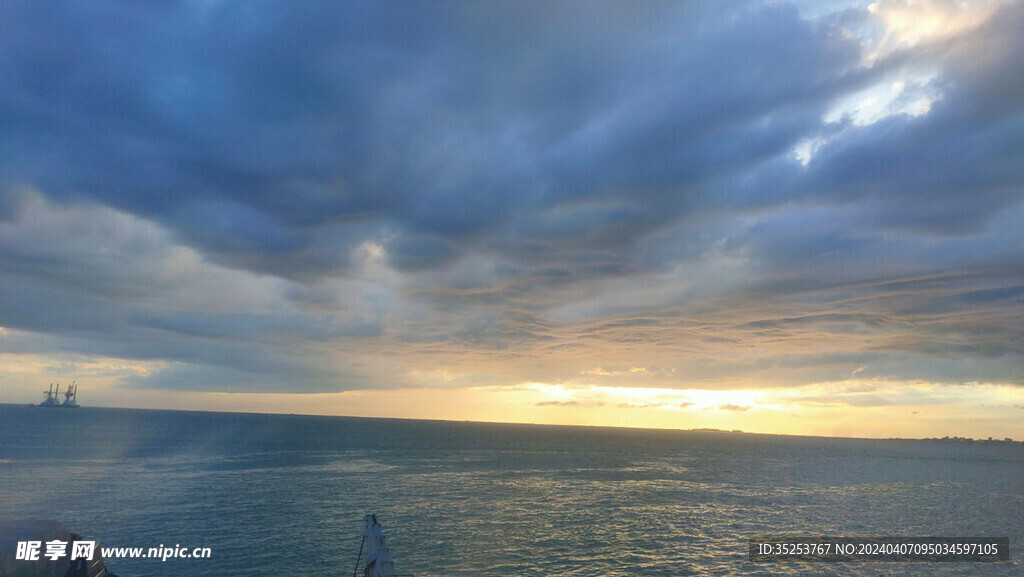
top-left (0, 405), bottom-right (1020, 577)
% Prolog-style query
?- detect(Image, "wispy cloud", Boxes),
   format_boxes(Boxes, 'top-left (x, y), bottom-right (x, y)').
top-left (718, 404), bottom-right (750, 412)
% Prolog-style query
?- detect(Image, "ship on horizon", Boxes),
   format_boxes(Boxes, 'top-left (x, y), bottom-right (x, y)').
top-left (40, 382), bottom-right (79, 408)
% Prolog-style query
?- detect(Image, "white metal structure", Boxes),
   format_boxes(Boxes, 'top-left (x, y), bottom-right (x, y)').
top-left (357, 515), bottom-right (414, 577)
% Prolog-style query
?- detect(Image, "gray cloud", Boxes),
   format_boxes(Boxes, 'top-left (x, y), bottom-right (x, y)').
top-left (1, 0), bottom-right (1021, 394)
top-left (536, 400), bottom-right (580, 407)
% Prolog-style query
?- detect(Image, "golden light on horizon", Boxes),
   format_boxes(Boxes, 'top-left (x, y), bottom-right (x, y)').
top-left (2, 373), bottom-right (1022, 440)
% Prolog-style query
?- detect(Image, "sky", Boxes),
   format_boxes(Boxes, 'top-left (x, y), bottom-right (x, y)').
top-left (1, 0), bottom-right (1022, 439)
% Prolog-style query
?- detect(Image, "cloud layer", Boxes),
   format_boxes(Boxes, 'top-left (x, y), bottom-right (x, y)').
top-left (1, 0), bottom-right (1021, 395)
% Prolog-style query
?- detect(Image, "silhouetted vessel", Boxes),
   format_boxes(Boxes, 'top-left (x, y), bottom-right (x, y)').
top-left (40, 383), bottom-right (60, 407)
top-left (40, 382), bottom-right (80, 408)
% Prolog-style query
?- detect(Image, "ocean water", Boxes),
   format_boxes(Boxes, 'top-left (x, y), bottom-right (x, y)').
top-left (0, 405), bottom-right (1020, 576)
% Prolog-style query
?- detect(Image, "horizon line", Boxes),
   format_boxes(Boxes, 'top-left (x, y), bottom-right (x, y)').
top-left (4, 402), bottom-right (1019, 445)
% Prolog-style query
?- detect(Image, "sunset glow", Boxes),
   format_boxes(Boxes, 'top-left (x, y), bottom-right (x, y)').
top-left (2, 0), bottom-right (1022, 440)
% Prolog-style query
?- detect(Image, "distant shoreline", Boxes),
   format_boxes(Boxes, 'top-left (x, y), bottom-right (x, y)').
top-left (2, 402), bottom-right (1020, 445)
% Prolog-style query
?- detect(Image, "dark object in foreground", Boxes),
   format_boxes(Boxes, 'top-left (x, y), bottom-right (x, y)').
top-left (0, 520), bottom-right (115, 577)
top-left (353, 515), bottom-right (414, 577)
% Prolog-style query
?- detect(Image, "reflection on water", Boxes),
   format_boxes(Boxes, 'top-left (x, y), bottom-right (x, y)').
top-left (0, 405), bottom-right (1020, 576)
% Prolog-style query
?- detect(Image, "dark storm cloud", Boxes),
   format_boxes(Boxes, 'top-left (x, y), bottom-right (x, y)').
top-left (0, 0), bottom-right (866, 276)
top-left (1, 0), bottom-right (1022, 393)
